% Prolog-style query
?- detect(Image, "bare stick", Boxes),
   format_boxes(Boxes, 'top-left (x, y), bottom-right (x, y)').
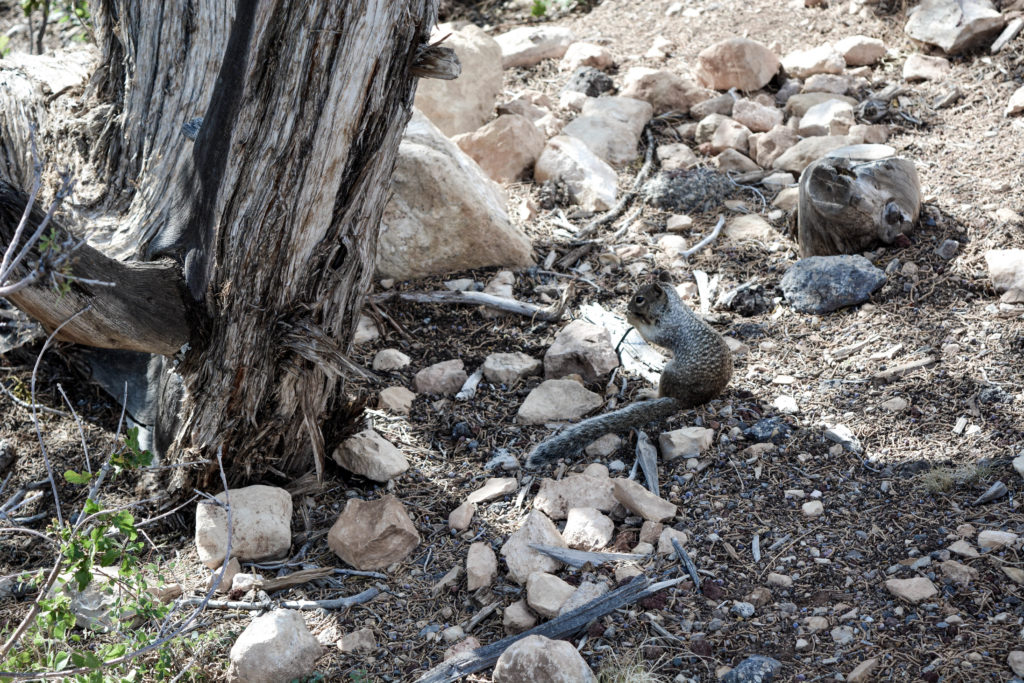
top-left (871, 356), bottom-right (937, 383)
top-left (370, 290), bottom-right (566, 322)
top-left (575, 127), bottom-right (657, 240)
top-left (415, 575), bottom-right (687, 683)
top-left (30, 306), bottom-right (92, 529)
top-left (56, 383), bottom-right (90, 474)
top-left (0, 173), bottom-right (76, 296)
top-left (528, 543), bottom-right (649, 568)
top-left (0, 379), bottom-right (69, 416)
top-left (680, 215), bottom-right (725, 259)
top-left (180, 586), bottom-right (381, 612)
top-left (0, 130), bottom-right (43, 278)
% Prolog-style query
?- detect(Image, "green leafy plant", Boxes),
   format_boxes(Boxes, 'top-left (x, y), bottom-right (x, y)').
top-left (531, 0), bottom-right (548, 16)
top-left (0, 35), bottom-right (11, 58)
top-left (0, 430), bottom-right (183, 682)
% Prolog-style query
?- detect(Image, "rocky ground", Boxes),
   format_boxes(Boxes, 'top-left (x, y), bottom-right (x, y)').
top-left (3, 0), bottom-right (1024, 681)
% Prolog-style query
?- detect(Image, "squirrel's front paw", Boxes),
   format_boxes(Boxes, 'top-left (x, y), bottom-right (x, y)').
top-left (637, 387), bottom-right (659, 400)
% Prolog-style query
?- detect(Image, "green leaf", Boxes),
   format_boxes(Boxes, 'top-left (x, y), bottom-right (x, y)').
top-left (53, 651), bottom-right (71, 671)
top-left (64, 469), bottom-right (93, 484)
top-left (102, 642), bottom-right (127, 659)
top-left (82, 651), bottom-right (103, 669)
top-left (73, 565), bottom-right (93, 592)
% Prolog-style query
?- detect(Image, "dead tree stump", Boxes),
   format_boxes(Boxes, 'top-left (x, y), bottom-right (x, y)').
top-left (797, 146), bottom-right (922, 257)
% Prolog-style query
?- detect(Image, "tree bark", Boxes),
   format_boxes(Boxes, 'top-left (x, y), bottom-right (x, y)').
top-left (0, 0), bottom-right (438, 491)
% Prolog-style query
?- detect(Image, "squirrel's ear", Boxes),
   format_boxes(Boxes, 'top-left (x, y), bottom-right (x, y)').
top-left (657, 270), bottom-right (673, 285)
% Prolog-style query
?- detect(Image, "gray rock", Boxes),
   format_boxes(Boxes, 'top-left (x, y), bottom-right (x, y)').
top-left (544, 319), bottom-right (620, 382)
top-left (517, 379), bottom-right (604, 424)
top-left (415, 24), bottom-right (503, 136)
top-left (781, 255), bottom-right (886, 314)
top-left (695, 38), bottom-right (780, 91)
top-left (562, 96), bottom-right (653, 167)
top-left (731, 601), bottom-right (756, 618)
top-left (824, 423), bottom-right (863, 454)
top-left (562, 66), bottom-right (614, 97)
top-left (935, 239), bottom-right (960, 260)
top-left (500, 510), bottom-right (567, 584)
top-left (690, 94), bottom-right (735, 119)
top-left (453, 114), bottom-right (546, 184)
top-left (535, 135), bottom-right (618, 211)
top-left (327, 495), bottom-right (420, 570)
top-left (372, 348), bottom-right (411, 371)
top-left (985, 249), bottom-right (1024, 303)
top-left (195, 485), bottom-right (292, 569)
top-left (332, 429), bottom-right (410, 482)
top-left (720, 655), bottom-right (783, 682)
top-left (414, 359), bottom-right (468, 395)
top-left (496, 26), bottom-right (575, 69)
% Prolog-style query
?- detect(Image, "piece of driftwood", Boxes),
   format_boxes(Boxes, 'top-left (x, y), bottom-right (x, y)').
top-left (260, 567), bottom-right (335, 593)
top-left (635, 430), bottom-right (659, 495)
top-left (181, 586), bottom-right (379, 611)
top-left (871, 356), bottom-right (936, 383)
top-left (414, 575), bottom-right (685, 683)
top-left (529, 543), bottom-right (648, 568)
top-left (680, 216), bottom-right (725, 259)
top-left (797, 148), bottom-right (921, 257)
top-left (671, 537), bottom-right (701, 590)
top-left (370, 290), bottom-right (565, 322)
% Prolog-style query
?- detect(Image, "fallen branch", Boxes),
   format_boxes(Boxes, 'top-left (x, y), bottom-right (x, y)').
top-left (260, 566), bottom-right (335, 593)
top-left (180, 586), bottom-right (380, 611)
top-left (415, 575), bottom-right (686, 683)
top-left (370, 290), bottom-right (566, 322)
top-left (575, 127), bottom-right (657, 240)
top-left (871, 356), bottom-right (937, 383)
top-left (528, 544), bottom-right (649, 568)
top-left (671, 537), bottom-right (701, 590)
top-left (680, 215), bottom-right (725, 259)
top-left (461, 601), bottom-right (499, 633)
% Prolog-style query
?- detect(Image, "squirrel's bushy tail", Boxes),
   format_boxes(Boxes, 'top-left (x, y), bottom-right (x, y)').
top-left (525, 397), bottom-right (678, 468)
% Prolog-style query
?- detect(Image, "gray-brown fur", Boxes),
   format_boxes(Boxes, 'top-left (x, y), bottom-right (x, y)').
top-left (525, 276), bottom-right (732, 468)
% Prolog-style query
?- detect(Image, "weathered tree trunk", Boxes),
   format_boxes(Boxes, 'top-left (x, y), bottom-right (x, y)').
top-left (0, 0), bottom-right (439, 491)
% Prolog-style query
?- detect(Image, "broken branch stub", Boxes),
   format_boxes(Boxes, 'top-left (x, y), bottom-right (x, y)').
top-left (797, 149), bottom-right (921, 257)
top-left (0, 179), bottom-right (189, 355)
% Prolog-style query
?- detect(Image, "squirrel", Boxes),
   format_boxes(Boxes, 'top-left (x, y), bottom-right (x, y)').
top-left (525, 272), bottom-right (733, 467)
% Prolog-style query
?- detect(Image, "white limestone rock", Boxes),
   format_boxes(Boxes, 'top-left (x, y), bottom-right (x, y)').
top-left (227, 609), bottom-right (322, 683)
top-left (378, 111), bottom-right (533, 279)
top-left (331, 429), bottom-right (409, 483)
top-left (195, 485), bottom-right (292, 569)
top-left (496, 26), bottom-right (575, 69)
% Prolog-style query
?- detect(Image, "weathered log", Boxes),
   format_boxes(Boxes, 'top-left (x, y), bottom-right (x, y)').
top-left (797, 146), bottom-right (921, 257)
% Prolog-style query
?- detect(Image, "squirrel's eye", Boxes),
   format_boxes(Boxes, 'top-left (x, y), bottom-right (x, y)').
top-left (634, 296), bottom-right (644, 304)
